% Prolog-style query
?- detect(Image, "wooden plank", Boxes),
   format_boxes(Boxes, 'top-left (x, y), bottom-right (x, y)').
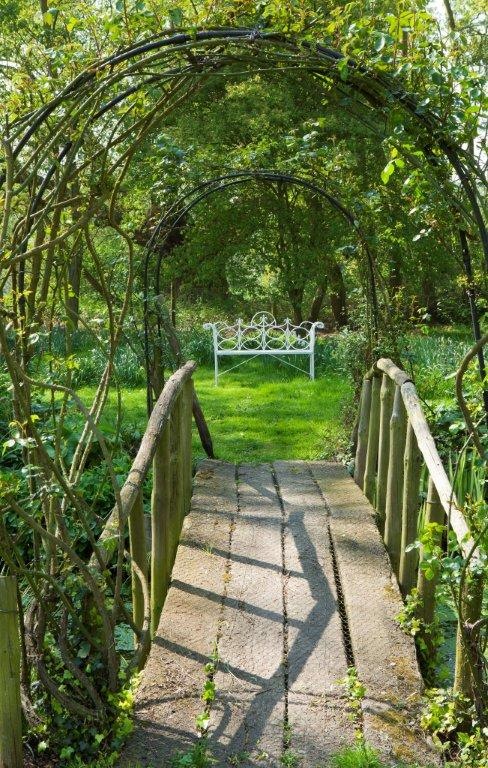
top-left (121, 461), bottom-right (236, 767)
top-left (212, 464), bottom-right (284, 766)
top-left (182, 379), bottom-right (194, 512)
top-left (128, 491), bottom-right (148, 633)
top-left (122, 459), bottom-right (442, 767)
top-left (91, 361), bottom-right (197, 571)
top-left (311, 462), bottom-right (440, 766)
top-left (399, 423), bottom-right (423, 596)
top-left (374, 360), bottom-right (476, 564)
top-left (169, 392), bottom-right (184, 560)
top-left (274, 461), bottom-right (355, 763)
top-left (417, 478), bottom-right (444, 656)
top-left (400, 381), bottom-right (477, 561)
top-left (417, 478), bottom-right (444, 625)
top-left (376, 358), bottom-right (411, 386)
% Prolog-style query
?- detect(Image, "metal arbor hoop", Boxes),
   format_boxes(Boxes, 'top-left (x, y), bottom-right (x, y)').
top-left (203, 313), bottom-right (324, 384)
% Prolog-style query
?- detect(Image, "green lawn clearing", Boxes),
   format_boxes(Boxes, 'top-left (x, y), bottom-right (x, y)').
top-left (79, 358), bottom-right (353, 464)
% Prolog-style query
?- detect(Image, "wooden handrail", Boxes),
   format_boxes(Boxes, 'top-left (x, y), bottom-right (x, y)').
top-left (364, 357), bottom-right (476, 562)
top-left (85, 359), bottom-right (199, 656)
top-left (356, 357), bottom-right (483, 701)
top-left (90, 361), bottom-right (197, 570)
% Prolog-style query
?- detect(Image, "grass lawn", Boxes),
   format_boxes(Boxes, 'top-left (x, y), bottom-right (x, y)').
top-left (79, 358), bottom-right (353, 464)
top-left (75, 324), bottom-right (473, 466)
top-left (192, 359), bottom-right (353, 462)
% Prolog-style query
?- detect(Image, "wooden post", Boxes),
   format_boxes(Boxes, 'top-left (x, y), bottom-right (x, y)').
top-left (128, 491), bottom-right (148, 633)
top-left (363, 375), bottom-right (381, 505)
top-left (169, 392), bottom-right (184, 565)
top-left (417, 479), bottom-right (444, 654)
top-left (354, 377), bottom-right (372, 490)
top-left (150, 423), bottom-right (171, 637)
top-left (384, 385), bottom-right (407, 575)
top-left (182, 379), bottom-right (194, 513)
top-left (454, 572), bottom-right (484, 699)
top-left (399, 422), bottom-right (423, 596)
top-left (0, 576), bottom-right (23, 768)
top-left (192, 391), bottom-right (215, 459)
top-left (376, 375), bottom-right (394, 534)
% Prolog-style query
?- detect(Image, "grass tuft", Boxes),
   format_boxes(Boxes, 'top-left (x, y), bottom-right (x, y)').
top-left (328, 744), bottom-right (383, 768)
top-left (327, 743), bottom-right (437, 768)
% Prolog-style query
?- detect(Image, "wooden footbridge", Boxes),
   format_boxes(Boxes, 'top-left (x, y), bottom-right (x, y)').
top-left (108, 359), bottom-right (480, 768)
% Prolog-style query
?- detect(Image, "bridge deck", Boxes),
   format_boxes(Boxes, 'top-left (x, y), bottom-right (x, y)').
top-left (122, 461), bottom-right (439, 767)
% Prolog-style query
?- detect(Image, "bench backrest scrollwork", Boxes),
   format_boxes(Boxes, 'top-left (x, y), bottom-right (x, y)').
top-left (203, 312), bottom-right (324, 384)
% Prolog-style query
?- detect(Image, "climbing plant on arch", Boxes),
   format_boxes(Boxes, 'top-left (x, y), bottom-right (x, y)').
top-left (0, 25), bottom-right (486, 736)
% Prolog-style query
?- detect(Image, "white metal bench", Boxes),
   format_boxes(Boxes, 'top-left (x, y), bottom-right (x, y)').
top-left (203, 312), bottom-right (324, 384)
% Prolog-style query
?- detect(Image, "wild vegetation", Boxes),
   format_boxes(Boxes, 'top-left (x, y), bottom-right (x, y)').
top-left (0, 0), bottom-right (486, 766)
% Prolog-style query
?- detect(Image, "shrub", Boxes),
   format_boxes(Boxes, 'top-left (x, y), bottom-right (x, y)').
top-left (181, 327), bottom-right (214, 366)
top-left (73, 345), bottom-right (146, 388)
top-left (330, 328), bottom-right (372, 386)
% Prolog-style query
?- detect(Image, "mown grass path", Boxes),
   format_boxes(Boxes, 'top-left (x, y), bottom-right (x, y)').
top-left (192, 362), bottom-right (352, 462)
top-left (80, 361), bottom-right (353, 464)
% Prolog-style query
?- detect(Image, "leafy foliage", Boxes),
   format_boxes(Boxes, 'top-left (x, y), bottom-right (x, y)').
top-left (0, 0), bottom-right (486, 765)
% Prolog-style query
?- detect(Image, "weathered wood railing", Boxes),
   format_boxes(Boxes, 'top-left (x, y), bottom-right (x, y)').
top-left (0, 363), bottom-right (197, 766)
top-left (354, 358), bottom-right (483, 698)
top-left (91, 360), bottom-right (196, 639)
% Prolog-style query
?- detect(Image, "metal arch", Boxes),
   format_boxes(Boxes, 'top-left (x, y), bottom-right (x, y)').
top-left (142, 169), bottom-right (380, 411)
top-left (2, 27), bottom-right (486, 415)
top-left (0, 27), bottom-right (488, 288)
top-left (145, 169), bottom-right (378, 301)
top-left (4, 28), bottom-right (486, 266)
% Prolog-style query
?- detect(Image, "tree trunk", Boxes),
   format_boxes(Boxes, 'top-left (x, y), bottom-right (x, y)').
top-left (288, 286), bottom-right (304, 325)
top-left (327, 257), bottom-right (348, 327)
top-left (0, 576), bottom-right (23, 768)
top-left (308, 282), bottom-right (327, 323)
top-left (170, 279), bottom-right (180, 328)
top-left (66, 183), bottom-right (83, 330)
top-left (421, 277), bottom-right (441, 323)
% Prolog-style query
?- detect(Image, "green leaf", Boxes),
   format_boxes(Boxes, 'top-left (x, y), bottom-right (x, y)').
top-left (195, 712), bottom-right (210, 731)
top-left (201, 679), bottom-right (215, 702)
top-left (43, 8), bottom-right (58, 27)
top-left (337, 58), bottom-right (349, 82)
top-left (381, 161), bottom-right (396, 184)
top-left (169, 7), bottom-right (184, 27)
top-left (77, 640), bottom-right (91, 659)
